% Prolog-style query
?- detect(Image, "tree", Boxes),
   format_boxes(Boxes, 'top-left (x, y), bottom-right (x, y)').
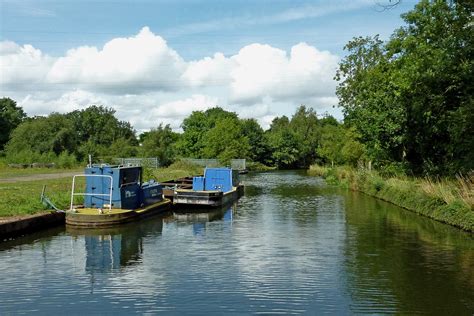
top-left (265, 116), bottom-right (300, 168)
top-left (6, 113), bottom-right (77, 157)
top-left (289, 105), bottom-right (321, 167)
top-left (241, 118), bottom-right (269, 163)
top-left (201, 117), bottom-right (250, 163)
top-left (140, 124), bottom-right (179, 166)
top-left (317, 125), bottom-right (365, 166)
top-left (0, 98), bottom-right (26, 151)
top-left (67, 105), bottom-right (137, 159)
top-left (336, 0), bottom-right (473, 174)
top-left (176, 107), bottom-right (239, 158)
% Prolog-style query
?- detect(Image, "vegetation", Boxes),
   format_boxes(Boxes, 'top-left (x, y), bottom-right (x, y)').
top-left (335, 0), bottom-right (473, 175)
top-left (0, 98), bottom-right (26, 153)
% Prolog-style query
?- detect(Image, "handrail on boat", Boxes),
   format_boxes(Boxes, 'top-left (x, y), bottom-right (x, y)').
top-left (70, 174), bottom-right (114, 211)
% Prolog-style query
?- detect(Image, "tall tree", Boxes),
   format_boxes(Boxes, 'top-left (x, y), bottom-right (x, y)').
top-left (176, 107), bottom-right (239, 158)
top-left (6, 113), bottom-right (77, 156)
top-left (336, 0), bottom-right (473, 174)
top-left (140, 124), bottom-right (179, 166)
top-left (0, 98), bottom-right (26, 151)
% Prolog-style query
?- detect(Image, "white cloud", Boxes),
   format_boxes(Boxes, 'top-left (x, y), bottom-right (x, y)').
top-left (1, 27), bottom-right (342, 132)
top-left (0, 41), bottom-right (53, 88)
top-left (229, 42), bottom-right (339, 104)
top-left (18, 90), bottom-right (106, 116)
top-left (47, 27), bottom-right (186, 93)
top-left (182, 53), bottom-right (233, 87)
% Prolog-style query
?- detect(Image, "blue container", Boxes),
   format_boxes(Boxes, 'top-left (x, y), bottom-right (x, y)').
top-left (141, 181), bottom-right (163, 206)
top-left (192, 176), bottom-right (205, 191)
top-left (84, 165), bottom-right (141, 209)
top-left (204, 168), bottom-right (237, 192)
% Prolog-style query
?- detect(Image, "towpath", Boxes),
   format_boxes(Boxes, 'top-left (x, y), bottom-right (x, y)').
top-left (0, 171), bottom-right (80, 183)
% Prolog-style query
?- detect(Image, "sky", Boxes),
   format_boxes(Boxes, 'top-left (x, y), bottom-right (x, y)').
top-left (0, 0), bottom-right (418, 132)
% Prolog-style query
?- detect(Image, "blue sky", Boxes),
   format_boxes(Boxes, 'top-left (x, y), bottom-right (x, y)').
top-left (0, 0), bottom-right (418, 131)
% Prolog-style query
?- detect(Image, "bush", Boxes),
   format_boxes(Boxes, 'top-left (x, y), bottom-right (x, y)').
top-left (57, 151), bottom-right (78, 169)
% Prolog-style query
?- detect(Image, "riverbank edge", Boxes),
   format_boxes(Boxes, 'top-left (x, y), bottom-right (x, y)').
top-left (0, 212), bottom-right (65, 240)
top-left (308, 165), bottom-right (474, 232)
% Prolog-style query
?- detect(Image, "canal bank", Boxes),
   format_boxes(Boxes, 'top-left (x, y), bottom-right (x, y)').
top-left (308, 165), bottom-right (474, 232)
top-left (0, 212), bottom-right (65, 239)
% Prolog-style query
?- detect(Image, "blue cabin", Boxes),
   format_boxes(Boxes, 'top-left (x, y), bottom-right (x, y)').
top-left (84, 165), bottom-right (163, 209)
top-left (192, 167), bottom-right (239, 192)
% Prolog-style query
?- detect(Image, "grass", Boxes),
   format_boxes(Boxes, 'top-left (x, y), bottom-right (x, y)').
top-left (309, 164), bottom-right (474, 232)
top-left (0, 160), bottom-right (202, 218)
top-left (0, 177), bottom-right (75, 217)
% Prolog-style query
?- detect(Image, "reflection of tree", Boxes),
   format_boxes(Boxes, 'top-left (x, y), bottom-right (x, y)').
top-left (343, 192), bottom-right (474, 314)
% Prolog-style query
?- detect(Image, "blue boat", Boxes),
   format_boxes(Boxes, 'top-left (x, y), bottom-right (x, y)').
top-left (66, 164), bottom-right (171, 227)
top-left (173, 167), bottom-right (244, 207)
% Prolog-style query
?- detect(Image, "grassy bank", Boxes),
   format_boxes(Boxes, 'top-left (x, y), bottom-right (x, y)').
top-left (308, 165), bottom-right (474, 232)
top-left (0, 161), bottom-right (203, 218)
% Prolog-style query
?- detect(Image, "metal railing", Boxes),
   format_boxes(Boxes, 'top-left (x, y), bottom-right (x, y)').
top-left (70, 174), bottom-right (113, 211)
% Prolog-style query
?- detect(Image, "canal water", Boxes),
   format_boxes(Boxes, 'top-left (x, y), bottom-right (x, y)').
top-left (1, 171), bottom-right (473, 314)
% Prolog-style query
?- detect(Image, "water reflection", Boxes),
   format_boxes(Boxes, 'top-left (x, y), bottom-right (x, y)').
top-left (0, 171), bottom-right (473, 314)
top-left (342, 191), bottom-right (474, 314)
top-left (169, 204), bottom-right (235, 236)
top-left (67, 217), bottom-right (164, 273)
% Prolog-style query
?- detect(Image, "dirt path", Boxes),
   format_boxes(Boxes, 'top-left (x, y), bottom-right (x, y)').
top-left (0, 171), bottom-right (79, 183)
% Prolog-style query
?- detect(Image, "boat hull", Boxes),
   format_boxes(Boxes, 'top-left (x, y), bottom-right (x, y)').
top-left (66, 199), bottom-right (171, 227)
top-left (173, 185), bottom-right (244, 207)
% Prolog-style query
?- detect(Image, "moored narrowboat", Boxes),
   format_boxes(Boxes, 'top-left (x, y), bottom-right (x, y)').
top-left (173, 167), bottom-right (244, 207)
top-left (66, 164), bottom-right (171, 227)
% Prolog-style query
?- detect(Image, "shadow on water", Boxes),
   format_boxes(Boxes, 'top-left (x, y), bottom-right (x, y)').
top-left (341, 190), bottom-right (474, 314)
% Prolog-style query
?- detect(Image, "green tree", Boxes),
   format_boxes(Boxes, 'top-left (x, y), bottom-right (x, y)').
top-left (202, 117), bottom-right (250, 163)
top-left (0, 98), bottom-right (26, 151)
top-left (241, 118), bottom-right (269, 163)
top-left (6, 113), bottom-right (77, 158)
top-left (265, 116), bottom-right (300, 168)
top-left (289, 105), bottom-right (321, 167)
top-left (176, 107), bottom-right (239, 158)
top-left (336, 0), bottom-right (473, 174)
top-left (67, 105), bottom-right (137, 159)
top-left (140, 124), bottom-right (179, 166)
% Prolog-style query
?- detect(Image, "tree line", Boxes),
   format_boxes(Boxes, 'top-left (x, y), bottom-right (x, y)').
top-left (0, 98), bottom-right (362, 169)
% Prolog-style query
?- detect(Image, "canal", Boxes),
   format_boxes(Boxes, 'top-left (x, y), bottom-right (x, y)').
top-left (1, 171), bottom-right (473, 314)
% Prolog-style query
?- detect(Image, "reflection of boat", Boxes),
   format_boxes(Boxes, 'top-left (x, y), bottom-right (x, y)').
top-left (173, 168), bottom-right (244, 207)
top-left (66, 164), bottom-right (171, 227)
top-left (67, 216), bottom-right (164, 271)
top-left (173, 205), bottom-right (231, 223)
top-left (172, 204), bottom-right (235, 236)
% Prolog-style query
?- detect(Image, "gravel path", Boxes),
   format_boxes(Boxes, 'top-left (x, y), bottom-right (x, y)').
top-left (0, 171), bottom-right (79, 183)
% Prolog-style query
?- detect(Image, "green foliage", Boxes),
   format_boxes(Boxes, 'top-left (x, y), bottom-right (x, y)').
top-left (317, 125), bottom-right (365, 166)
top-left (56, 151), bottom-right (78, 169)
top-left (0, 97), bottom-right (26, 151)
top-left (140, 124), bottom-right (179, 166)
top-left (6, 114), bottom-right (77, 156)
top-left (241, 119), bottom-right (269, 162)
top-left (177, 107), bottom-right (239, 158)
top-left (66, 105), bottom-right (137, 160)
top-left (336, 0), bottom-right (474, 175)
